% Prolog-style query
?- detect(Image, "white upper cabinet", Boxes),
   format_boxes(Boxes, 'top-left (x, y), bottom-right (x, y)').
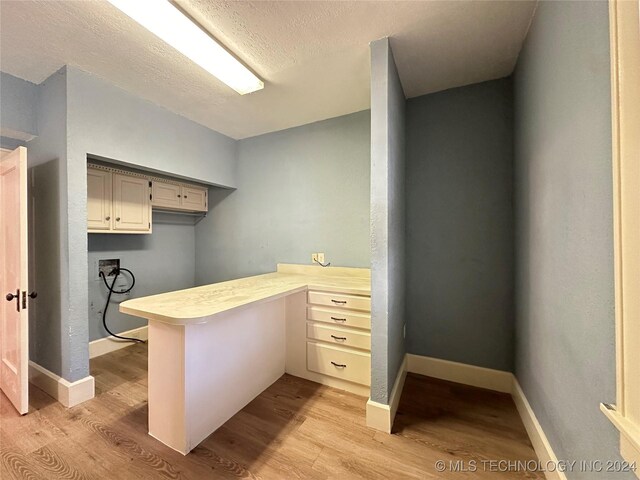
top-left (152, 180), bottom-right (181, 209)
top-left (88, 164), bottom-right (208, 234)
top-left (87, 168), bottom-right (112, 231)
top-left (113, 173), bottom-right (151, 233)
top-left (152, 180), bottom-right (208, 212)
top-left (179, 185), bottom-right (207, 212)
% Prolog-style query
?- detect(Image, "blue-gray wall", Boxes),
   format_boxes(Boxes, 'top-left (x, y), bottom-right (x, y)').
top-left (406, 78), bottom-right (514, 372)
top-left (369, 38), bottom-right (406, 404)
top-left (195, 110), bottom-right (371, 285)
top-left (88, 213), bottom-right (196, 341)
top-left (63, 67), bottom-right (236, 379)
top-left (0, 71), bottom-right (38, 141)
top-left (5, 64), bottom-right (370, 381)
top-left (25, 69), bottom-right (69, 378)
top-left (64, 67), bottom-right (236, 380)
top-left (514, 2), bottom-right (628, 477)
top-left (0, 65), bottom-right (239, 382)
top-left (66, 67), bottom-right (237, 189)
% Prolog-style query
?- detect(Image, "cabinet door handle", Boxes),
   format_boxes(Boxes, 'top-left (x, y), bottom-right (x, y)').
top-left (105, 216), bottom-right (110, 221)
top-left (177, 195), bottom-right (181, 198)
top-left (184, 195), bottom-right (188, 199)
top-left (331, 361), bottom-right (346, 368)
top-left (331, 335), bottom-right (347, 341)
top-left (331, 299), bottom-right (347, 304)
top-left (331, 316), bottom-right (346, 322)
top-left (116, 217), bottom-right (121, 222)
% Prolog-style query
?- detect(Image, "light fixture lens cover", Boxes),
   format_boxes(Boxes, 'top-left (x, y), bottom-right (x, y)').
top-left (108, 0), bottom-right (264, 95)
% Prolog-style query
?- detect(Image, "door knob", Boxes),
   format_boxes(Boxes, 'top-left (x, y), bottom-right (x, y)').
top-left (28, 292), bottom-right (37, 299)
top-left (5, 290), bottom-right (20, 312)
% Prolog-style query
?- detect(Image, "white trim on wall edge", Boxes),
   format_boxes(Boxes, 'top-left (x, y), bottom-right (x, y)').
top-left (89, 325), bottom-right (148, 359)
top-left (512, 380), bottom-right (567, 480)
top-left (366, 355), bottom-right (408, 433)
top-left (28, 361), bottom-right (95, 408)
top-left (406, 353), bottom-right (513, 393)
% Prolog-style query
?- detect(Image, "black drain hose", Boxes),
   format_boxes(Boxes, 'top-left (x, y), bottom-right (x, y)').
top-left (99, 268), bottom-right (146, 344)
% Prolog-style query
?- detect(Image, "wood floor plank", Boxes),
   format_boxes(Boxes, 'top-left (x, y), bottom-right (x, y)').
top-left (0, 343), bottom-right (543, 479)
top-left (28, 443), bottom-right (91, 480)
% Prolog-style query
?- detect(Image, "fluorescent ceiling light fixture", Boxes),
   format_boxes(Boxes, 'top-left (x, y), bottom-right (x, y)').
top-left (107, 0), bottom-right (264, 95)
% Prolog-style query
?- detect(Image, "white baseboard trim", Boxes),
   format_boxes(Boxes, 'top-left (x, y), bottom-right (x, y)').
top-left (366, 356), bottom-right (408, 433)
top-left (29, 361), bottom-right (95, 408)
top-left (512, 380), bottom-right (567, 480)
top-left (404, 353), bottom-right (564, 480)
top-left (89, 325), bottom-right (148, 359)
top-left (406, 354), bottom-right (513, 393)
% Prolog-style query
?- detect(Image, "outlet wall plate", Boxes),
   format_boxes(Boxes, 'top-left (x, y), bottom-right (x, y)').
top-left (311, 253), bottom-right (326, 264)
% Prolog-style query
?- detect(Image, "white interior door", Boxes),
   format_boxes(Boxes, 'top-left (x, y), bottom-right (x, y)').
top-left (0, 146), bottom-right (29, 415)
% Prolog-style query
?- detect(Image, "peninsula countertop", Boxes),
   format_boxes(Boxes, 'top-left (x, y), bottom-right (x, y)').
top-left (119, 264), bottom-right (371, 325)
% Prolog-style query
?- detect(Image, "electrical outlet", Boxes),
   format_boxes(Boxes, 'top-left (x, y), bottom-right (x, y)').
top-left (317, 253), bottom-right (325, 264)
top-left (98, 259), bottom-right (120, 279)
top-left (312, 253), bottom-right (318, 263)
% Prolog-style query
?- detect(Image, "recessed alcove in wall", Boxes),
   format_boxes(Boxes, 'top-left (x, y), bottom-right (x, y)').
top-left (85, 155), bottom-right (215, 342)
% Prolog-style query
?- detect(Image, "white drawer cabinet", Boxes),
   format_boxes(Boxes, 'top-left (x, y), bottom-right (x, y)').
top-left (302, 289), bottom-right (371, 391)
top-left (307, 322), bottom-right (371, 351)
top-left (307, 291), bottom-right (371, 311)
top-left (307, 342), bottom-right (371, 386)
top-left (307, 306), bottom-right (371, 330)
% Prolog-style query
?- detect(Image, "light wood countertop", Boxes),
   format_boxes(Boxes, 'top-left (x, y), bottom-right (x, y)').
top-left (119, 264), bottom-right (371, 325)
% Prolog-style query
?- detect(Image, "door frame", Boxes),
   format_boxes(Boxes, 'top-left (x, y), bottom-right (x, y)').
top-left (601, 0), bottom-right (640, 473)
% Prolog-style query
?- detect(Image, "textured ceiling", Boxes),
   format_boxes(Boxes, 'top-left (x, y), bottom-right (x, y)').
top-left (0, 1), bottom-right (536, 139)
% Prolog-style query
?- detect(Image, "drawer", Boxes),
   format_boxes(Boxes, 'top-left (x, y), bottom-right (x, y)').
top-left (307, 342), bottom-right (371, 386)
top-left (307, 306), bottom-right (371, 330)
top-left (307, 322), bottom-right (371, 351)
top-left (307, 291), bottom-right (371, 312)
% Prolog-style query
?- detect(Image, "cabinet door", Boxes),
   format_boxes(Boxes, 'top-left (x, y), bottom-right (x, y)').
top-left (180, 185), bottom-right (207, 212)
top-left (152, 180), bottom-right (181, 209)
top-left (113, 173), bottom-right (151, 232)
top-left (87, 168), bottom-right (112, 231)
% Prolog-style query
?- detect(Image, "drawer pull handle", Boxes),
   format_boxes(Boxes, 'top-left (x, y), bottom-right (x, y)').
top-left (331, 335), bottom-right (347, 341)
top-left (331, 299), bottom-right (347, 304)
top-left (331, 316), bottom-right (347, 322)
top-left (331, 361), bottom-right (347, 368)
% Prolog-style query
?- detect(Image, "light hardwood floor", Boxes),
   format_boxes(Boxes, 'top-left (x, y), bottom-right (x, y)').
top-left (1, 344), bottom-right (542, 479)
